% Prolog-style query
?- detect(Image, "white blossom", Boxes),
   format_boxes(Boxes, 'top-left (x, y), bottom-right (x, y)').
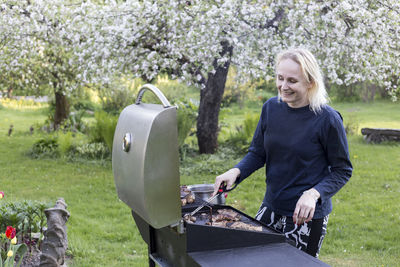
top-left (0, 0), bottom-right (399, 98)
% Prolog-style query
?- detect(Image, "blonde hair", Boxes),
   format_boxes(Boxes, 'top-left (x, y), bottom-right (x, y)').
top-left (276, 48), bottom-right (328, 113)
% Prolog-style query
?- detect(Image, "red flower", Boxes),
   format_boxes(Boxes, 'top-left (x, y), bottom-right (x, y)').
top-left (5, 226), bottom-right (16, 239)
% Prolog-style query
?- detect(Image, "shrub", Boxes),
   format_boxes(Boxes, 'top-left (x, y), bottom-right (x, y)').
top-left (344, 113), bottom-right (360, 135)
top-left (72, 99), bottom-right (97, 112)
top-left (222, 68), bottom-right (254, 107)
top-left (176, 99), bottom-right (198, 148)
top-left (255, 89), bottom-right (276, 103)
top-left (89, 111), bottom-right (118, 152)
top-left (224, 113), bottom-right (259, 154)
top-left (58, 132), bottom-right (74, 155)
top-left (97, 76), bottom-right (143, 115)
top-left (180, 145), bottom-right (242, 176)
top-left (28, 138), bottom-right (59, 158)
top-left (69, 142), bottom-right (110, 160)
top-left (64, 110), bottom-right (88, 133)
top-left (222, 68), bottom-right (277, 107)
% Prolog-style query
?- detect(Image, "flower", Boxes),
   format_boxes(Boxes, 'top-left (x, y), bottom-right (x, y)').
top-left (0, 191), bottom-right (4, 199)
top-left (7, 250), bottom-right (13, 258)
top-left (5, 226), bottom-right (16, 239)
top-left (11, 237), bottom-right (17, 245)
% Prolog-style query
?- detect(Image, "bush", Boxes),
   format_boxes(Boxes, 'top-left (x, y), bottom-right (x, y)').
top-left (89, 111), bottom-right (118, 152)
top-left (344, 113), bottom-right (360, 135)
top-left (69, 142), bottom-right (110, 160)
top-left (58, 132), bottom-right (74, 155)
top-left (72, 99), bottom-right (96, 112)
top-left (255, 89), bottom-right (276, 103)
top-left (97, 76), bottom-right (143, 115)
top-left (222, 68), bottom-right (276, 107)
top-left (176, 99), bottom-right (198, 148)
top-left (224, 113), bottom-right (259, 154)
top-left (180, 145), bottom-right (242, 176)
top-left (64, 110), bottom-right (88, 133)
top-left (28, 138), bottom-right (59, 158)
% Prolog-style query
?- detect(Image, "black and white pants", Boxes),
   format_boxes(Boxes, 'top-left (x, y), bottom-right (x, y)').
top-left (255, 203), bottom-right (329, 258)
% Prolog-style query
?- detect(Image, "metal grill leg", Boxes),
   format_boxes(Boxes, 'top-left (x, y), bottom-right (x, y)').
top-left (149, 226), bottom-right (156, 267)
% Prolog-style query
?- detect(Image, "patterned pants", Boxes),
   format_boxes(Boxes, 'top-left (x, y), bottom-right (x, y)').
top-left (255, 203), bottom-right (329, 258)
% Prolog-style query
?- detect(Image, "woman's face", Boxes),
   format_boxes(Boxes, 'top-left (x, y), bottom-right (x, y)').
top-left (276, 58), bottom-right (311, 108)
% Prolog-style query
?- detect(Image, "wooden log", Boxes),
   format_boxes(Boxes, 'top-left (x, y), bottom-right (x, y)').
top-left (361, 128), bottom-right (400, 143)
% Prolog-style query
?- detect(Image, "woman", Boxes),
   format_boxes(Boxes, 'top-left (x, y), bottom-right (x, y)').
top-left (213, 48), bottom-right (352, 257)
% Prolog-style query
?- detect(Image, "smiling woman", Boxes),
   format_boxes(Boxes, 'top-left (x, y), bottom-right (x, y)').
top-left (214, 47), bottom-right (352, 258)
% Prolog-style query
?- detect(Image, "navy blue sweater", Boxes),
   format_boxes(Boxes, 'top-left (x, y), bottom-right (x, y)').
top-left (235, 97), bottom-right (352, 218)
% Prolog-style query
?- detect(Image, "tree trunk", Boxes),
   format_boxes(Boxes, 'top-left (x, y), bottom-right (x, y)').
top-left (197, 41), bottom-right (233, 154)
top-left (54, 90), bottom-right (69, 130)
top-left (7, 87), bottom-right (13, 98)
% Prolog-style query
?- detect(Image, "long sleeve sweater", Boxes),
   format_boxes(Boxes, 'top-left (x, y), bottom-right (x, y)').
top-left (235, 97), bottom-right (353, 218)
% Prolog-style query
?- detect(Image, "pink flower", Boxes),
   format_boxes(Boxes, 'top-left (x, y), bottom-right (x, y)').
top-left (0, 191), bottom-right (4, 199)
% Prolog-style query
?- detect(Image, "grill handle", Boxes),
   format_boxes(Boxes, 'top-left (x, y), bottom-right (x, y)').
top-left (135, 84), bottom-right (171, 108)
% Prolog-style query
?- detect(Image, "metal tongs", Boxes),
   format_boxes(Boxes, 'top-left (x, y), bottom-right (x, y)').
top-left (190, 182), bottom-right (238, 217)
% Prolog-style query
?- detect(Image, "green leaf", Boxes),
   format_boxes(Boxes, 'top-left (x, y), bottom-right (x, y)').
top-left (14, 243), bottom-right (28, 267)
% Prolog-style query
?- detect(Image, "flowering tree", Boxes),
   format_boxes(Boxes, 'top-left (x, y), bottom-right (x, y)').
top-left (0, 2), bottom-right (83, 127)
top-left (1, 0), bottom-right (399, 152)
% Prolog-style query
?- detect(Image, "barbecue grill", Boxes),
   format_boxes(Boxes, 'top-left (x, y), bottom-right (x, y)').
top-left (112, 84), bottom-right (330, 267)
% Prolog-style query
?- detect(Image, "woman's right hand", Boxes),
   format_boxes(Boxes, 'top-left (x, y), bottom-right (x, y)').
top-left (213, 168), bottom-right (241, 196)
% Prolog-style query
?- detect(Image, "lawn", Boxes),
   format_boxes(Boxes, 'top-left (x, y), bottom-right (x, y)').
top-left (0, 98), bottom-right (399, 266)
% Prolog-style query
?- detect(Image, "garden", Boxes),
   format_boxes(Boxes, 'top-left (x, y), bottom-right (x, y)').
top-left (1, 1), bottom-right (400, 266)
top-left (1, 77), bottom-right (400, 266)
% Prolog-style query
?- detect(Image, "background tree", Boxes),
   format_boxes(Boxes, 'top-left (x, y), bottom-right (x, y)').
top-left (0, 2), bottom-right (83, 128)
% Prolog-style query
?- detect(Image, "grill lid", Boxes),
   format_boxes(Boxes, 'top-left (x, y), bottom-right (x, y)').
top-left (112, 84), bottom-right (180, 229)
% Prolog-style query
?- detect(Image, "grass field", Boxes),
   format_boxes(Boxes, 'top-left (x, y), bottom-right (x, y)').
top-left (0, 98), bottom-right (399, 266)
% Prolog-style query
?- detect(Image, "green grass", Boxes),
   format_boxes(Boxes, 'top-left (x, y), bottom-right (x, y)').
top-left (331, 100), bottom-right (400, 130)
top-left (1, 98), bottom-right (399, 266)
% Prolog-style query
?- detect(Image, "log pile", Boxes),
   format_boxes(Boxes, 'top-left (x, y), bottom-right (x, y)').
top-left (361, 128), bottom-right (400, 143)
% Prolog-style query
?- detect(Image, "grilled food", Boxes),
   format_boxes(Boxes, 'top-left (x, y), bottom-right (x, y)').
top-left (230, 222), bottom-right (263, 232)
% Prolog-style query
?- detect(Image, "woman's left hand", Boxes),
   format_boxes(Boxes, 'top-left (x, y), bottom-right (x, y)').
top-left (293, 188), bottom-right (320, 225)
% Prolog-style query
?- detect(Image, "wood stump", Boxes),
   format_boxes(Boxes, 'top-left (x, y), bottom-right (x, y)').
top-left (39, 198), bottom-right (70, 267)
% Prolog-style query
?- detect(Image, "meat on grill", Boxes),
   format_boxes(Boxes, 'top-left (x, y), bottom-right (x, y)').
top-left (183, 214), bottom-right (197, 223)
top-left (180, 186), bottom-right (195, 206)
top-left (216, 209), bottom-right (241, 220)
top-left (230, 221), bottom-right (263, 232)
top-left (205, 209), bottom-right (241, 226)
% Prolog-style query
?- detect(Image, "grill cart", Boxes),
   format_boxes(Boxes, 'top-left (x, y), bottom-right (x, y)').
top-left (112, 85), bottom-right (330, 267)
